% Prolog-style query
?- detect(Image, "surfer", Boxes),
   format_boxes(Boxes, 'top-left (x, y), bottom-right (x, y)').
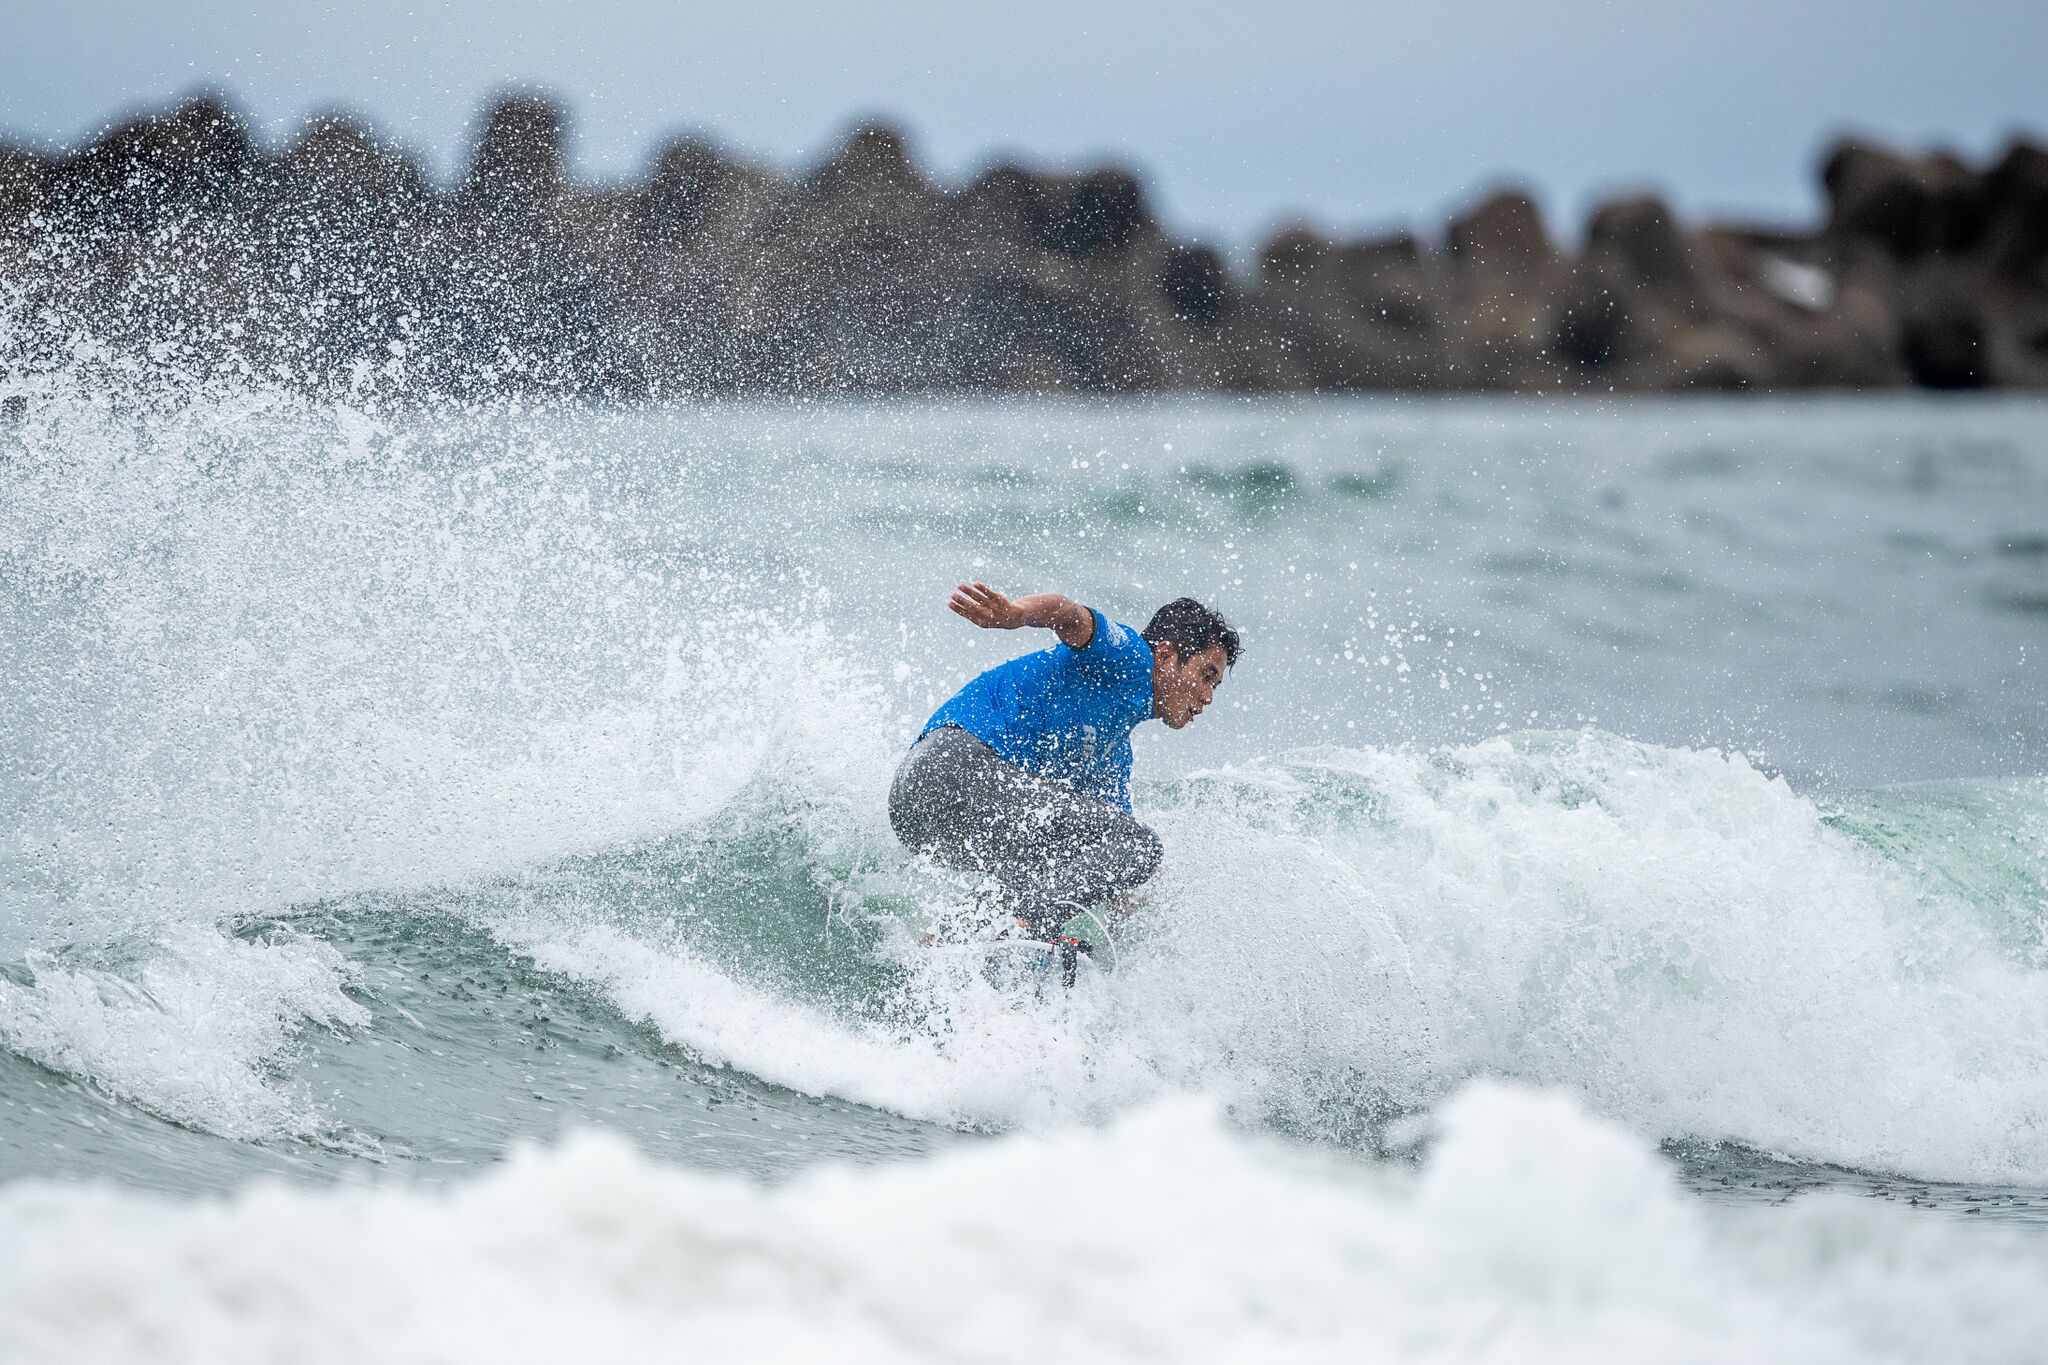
top-left (889, 584), bottom-right (1239, 951)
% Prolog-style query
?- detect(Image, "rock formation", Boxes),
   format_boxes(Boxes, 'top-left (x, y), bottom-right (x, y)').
top-left (1, 91), bottom-right (2043, 397)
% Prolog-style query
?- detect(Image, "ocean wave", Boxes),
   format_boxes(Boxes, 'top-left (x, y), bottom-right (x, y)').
top-left (4, 713), bottom-right (2042, 1189)
top-left (1131, 734), bottom-right (2048, 1181)
top-left (0, 925), bottom-right (367, 1140)
top-left (468, 725), bottom-right (2048, 1184)
top-left (2, 1084), bottom-right (2041, 1365)
top-left (5, 385), bottom-right (2045, 1192)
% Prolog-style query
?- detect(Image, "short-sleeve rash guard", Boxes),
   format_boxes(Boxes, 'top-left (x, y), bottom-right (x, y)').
top-left (921, 608), bottom-right (1155, 811)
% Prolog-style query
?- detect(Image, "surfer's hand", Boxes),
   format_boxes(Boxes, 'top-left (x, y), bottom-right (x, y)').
top-left (950, 582), bottom-right (1024, 630)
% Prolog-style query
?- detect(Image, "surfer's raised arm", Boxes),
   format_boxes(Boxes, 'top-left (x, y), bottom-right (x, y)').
top-left (947, 583), bottom-right (1096, 650)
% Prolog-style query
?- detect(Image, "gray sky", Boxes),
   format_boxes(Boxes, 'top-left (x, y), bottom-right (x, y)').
top-left (6, 0), bottom-right (2044, 246)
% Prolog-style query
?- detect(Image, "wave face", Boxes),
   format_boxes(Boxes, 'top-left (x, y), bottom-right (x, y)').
top-left (1, 379), bottom-right (2045, 1210)
top-left (6, 1086), bottom-right (2047, 1365)
top-left (469, 730), bottom-right (2048, 1184)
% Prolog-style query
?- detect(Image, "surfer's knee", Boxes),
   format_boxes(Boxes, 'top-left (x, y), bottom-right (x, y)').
top-left (1125, 821), bottom-right (1163, 887)
top-left (888, 747), bottom-right (943, 849)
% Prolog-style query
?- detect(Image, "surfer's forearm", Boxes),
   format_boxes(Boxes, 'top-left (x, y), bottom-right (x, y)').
top-left (949, 583), bottom-right (1095, 648)
top-left (1012, 593), bottom-right (1095, 648)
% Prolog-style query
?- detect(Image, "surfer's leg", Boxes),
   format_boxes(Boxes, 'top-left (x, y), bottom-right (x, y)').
top-left (888, 726), bottom-right (1031, 892)
top-left (887, 729), bottom-right (958, 854)
top-left (1011, 788), bottom-right (1162, 931)
top-left (942, 751), bottom-right (1159, 934)
top-left (889, 726), bottom-right (1160, 935)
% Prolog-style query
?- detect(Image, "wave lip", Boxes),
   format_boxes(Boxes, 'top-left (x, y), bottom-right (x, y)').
top-left (0, 926), bottom-right (366, 1141)
top-left (3, 1083), bottom-right (2044, 1365)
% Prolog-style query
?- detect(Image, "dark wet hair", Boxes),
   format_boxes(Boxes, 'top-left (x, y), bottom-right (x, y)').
top-left (1142, 598), bottom-right (1240, 667)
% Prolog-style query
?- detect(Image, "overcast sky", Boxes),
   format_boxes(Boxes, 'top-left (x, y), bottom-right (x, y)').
top-left (5, 0), bottom-right (2044, 246)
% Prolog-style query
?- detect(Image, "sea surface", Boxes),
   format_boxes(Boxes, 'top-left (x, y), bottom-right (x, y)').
top-left (2, 388), bottom-right (2046, 1361)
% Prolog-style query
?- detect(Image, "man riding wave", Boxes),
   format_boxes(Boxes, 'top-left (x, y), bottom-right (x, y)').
top-left (889, 584), bottom-right (1240, 951)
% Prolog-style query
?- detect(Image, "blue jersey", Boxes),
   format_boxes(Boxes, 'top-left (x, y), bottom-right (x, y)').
top-left (922, 608), bottom-right (1155, 811)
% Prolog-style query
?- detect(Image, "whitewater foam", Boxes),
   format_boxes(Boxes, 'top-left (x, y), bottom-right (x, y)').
top-left (2, 1084), bottom-right (2041, 1365)
top-left (0, 925), bottom-right (366, 1140)
top-left (511, 727), bottom-right (2048, 1185)
top-left (1127, 732), bottom-right (2048, 1181)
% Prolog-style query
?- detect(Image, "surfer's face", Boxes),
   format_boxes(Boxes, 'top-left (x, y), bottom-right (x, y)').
top-left (1152, 643), bottom-right (1229, 729)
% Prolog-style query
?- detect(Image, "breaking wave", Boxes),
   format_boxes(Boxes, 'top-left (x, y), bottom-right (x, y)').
top-left (3, 368), bottom-right (2045, 1194)
top-left (490, 727), bottom-right (2048, 1184)
top-left (3, 1085), bottom-right (2043, 1365)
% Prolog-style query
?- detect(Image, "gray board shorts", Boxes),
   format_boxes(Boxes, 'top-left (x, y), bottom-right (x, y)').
top-left (888, 725), bottom-right (1162, 936)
